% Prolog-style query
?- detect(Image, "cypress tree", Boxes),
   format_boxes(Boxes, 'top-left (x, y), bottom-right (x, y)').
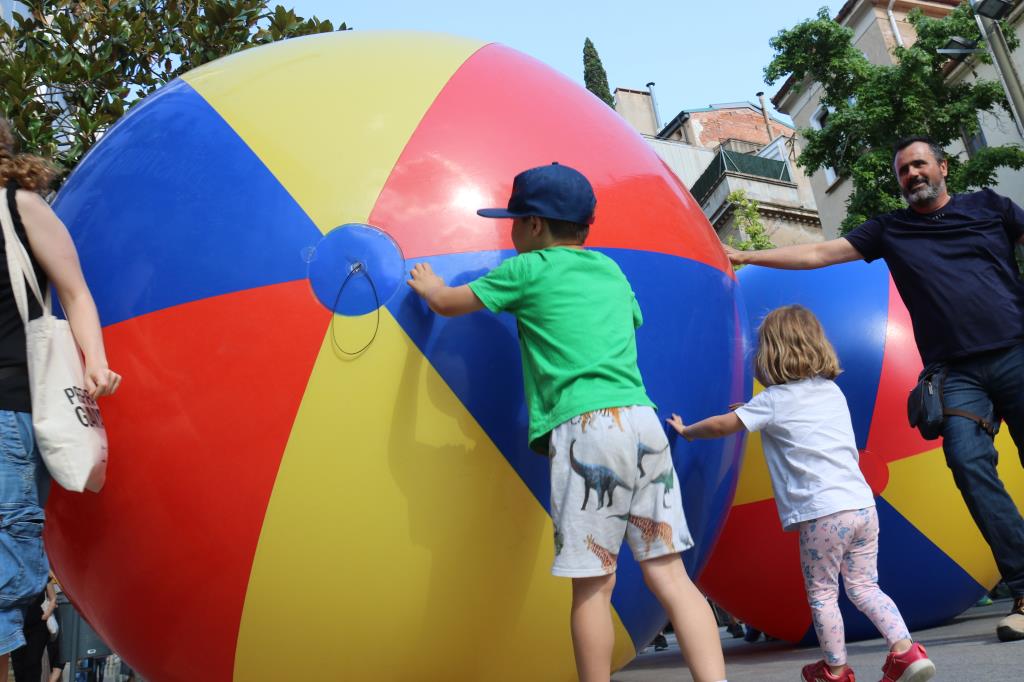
top-left (583, 37), bottom-right (614, 107)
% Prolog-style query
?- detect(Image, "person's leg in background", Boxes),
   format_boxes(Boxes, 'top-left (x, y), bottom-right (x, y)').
top-left (10, 593), bottom-right (48, 682)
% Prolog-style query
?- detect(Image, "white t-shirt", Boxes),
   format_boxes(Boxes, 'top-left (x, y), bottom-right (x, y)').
top-left (734, 377), bottom-right (875, 531)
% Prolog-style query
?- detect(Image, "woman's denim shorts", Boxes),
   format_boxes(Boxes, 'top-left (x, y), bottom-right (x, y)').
top-left (0, 410), bottom-right (49, 655)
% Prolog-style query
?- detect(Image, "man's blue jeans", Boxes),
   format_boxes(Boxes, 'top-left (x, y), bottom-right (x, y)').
top-left (942, 342), bottom-right (1024, 597)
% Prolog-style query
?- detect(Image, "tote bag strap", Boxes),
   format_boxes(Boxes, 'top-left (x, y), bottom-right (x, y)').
top-left (4, 188), bottom-right (49, 312)
top-left (0, 186), bottom-right (51, 326)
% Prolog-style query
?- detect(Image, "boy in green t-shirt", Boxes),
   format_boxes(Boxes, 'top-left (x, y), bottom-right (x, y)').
top-left (406, 163), bottom-right (726, 682)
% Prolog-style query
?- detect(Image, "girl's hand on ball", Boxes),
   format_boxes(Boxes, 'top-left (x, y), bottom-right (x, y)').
top-left (666, 413), bottom-right (688, 438)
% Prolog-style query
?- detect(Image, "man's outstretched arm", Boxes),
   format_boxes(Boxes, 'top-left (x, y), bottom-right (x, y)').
top-left (725, 238), bottom-right (863, 269)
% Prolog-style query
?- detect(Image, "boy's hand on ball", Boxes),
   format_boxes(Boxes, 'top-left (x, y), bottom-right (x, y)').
top-left (407, 262), bottom-right (445, 297)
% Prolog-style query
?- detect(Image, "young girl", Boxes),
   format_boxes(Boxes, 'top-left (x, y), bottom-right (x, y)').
top-left (667, 305), bottom-right (935, 682)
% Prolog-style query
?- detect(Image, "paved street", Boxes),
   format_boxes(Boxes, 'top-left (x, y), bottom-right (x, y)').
top-left (613, 599), bottom-right (1020, 681)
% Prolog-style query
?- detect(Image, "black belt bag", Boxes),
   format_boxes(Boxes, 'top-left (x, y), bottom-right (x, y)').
top-left (907, 364), bottom-right (998, 440)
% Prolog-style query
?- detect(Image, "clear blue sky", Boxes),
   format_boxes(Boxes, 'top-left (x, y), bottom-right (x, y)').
top-left (292, 1), bottom-right (848, 126)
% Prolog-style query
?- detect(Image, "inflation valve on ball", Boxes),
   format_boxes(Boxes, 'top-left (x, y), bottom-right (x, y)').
top-left (330, 262), bottom-right (380, 357)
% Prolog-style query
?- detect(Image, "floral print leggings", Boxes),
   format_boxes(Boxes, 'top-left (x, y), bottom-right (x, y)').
top-left (798, 507), bottom-right (910, 666)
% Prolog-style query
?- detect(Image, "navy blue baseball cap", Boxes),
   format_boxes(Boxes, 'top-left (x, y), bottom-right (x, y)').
top-left (477, 162), bottom-right (596, 225)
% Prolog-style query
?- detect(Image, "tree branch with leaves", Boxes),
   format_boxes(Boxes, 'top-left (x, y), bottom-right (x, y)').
top-left (0, 0), bottom-right (346, 183)
top-left (726, 189), bottom-right (776, 252)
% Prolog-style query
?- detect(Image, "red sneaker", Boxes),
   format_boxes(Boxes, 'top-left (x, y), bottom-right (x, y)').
top-left (801, 659), bottom-right (856, 682)
top-left (879, 642), bottom-right (935, 682)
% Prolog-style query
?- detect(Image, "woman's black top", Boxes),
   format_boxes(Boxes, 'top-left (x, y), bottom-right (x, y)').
top-left (0, 181), bottom-right (48, 412)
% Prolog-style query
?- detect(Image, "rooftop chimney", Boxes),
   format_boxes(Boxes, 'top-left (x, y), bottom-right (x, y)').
top-left (756, 91), bottom-right (773, 143)
top-left (647, 82), bottom-right (663, 132)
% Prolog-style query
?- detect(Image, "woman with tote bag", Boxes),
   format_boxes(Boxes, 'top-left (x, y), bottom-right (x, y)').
top-left (0, 118), bottom-right (121, 681)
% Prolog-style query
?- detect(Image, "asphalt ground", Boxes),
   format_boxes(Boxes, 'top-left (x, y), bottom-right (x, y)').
top-left (612, 598), bottom-right (1020, 682)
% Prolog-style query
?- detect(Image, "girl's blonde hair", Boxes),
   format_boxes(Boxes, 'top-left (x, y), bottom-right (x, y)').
top-left (755, 304), bottom-right (842, 386)
top-left (0, 118), bottom-right (55, 192)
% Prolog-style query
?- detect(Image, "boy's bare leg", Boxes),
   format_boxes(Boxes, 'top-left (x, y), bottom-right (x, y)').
top-left (571, 573), bottom-right (617, 682)
top-left (640, 554), bottom-right (726, 682)
top-left (0, 653), bottom-right (8, 682)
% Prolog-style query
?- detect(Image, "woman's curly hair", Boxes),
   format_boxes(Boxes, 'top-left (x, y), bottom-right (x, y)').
top-left (0, 118), bottom-right (56, 192)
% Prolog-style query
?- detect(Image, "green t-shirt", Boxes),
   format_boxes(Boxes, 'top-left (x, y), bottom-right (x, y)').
top-left (468, 247), bottom-right (655, 453)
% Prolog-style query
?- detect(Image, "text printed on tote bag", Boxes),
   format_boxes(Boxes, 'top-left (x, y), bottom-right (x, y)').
top-left (64, 386), bottom-right (104, 428)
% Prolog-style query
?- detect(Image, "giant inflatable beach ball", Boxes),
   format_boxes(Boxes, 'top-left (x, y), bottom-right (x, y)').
top-left (43, 32), bottom-right (747, 681)
top-left (698, 261), bottom-right (1024, 644)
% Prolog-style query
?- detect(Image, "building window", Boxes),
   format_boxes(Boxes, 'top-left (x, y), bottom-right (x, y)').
top-left (962, 122), bottom-right (988, 158)
top-left (811, 105), bottom-right (838, 186)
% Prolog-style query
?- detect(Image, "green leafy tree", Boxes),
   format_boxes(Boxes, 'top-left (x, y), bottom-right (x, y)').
top-left (726, 189), bottom-right (776, 255)
top-left (0, 1), bottom-right (346, 182)
top-left (764, 2), bottom-right (1024, 233)
top-left (583, 37), bottom-right (614, 107)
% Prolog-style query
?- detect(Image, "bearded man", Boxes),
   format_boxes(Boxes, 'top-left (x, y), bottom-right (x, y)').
top-left (726, 136), bottom-right (1024, 643)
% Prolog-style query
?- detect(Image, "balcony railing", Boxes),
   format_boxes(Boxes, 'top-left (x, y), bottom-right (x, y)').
top-left (690, 149), bottom-right (791, 205)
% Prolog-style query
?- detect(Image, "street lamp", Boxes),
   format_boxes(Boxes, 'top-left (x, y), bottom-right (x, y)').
top-left (938, 35), bottom-right (980, 58)
top-left (974, 0), bottom-right (1014, 21)
top-left (968, 0), bottom-right (1024, 138)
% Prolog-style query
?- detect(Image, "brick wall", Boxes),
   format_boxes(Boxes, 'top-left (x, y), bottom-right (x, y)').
top-left (691, 108), bottom-right (793, 148)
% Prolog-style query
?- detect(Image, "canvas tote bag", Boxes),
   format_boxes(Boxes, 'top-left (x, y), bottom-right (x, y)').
top-left (0, 191), bottom-right (106, 492)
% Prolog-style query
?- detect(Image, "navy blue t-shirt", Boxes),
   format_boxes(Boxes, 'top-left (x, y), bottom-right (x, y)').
top-left (845, 189), bottom-right (1024, 365)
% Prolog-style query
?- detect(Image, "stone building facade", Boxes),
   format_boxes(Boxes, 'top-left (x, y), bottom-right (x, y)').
top-left (615, 88), bottom-right (823, 247)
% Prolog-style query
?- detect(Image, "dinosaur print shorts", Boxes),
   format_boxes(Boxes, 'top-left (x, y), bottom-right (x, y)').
top-left (548, 405), bottom-right (693, 577)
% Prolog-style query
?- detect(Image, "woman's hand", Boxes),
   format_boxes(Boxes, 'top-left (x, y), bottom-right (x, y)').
top-left (85, 363), bottom-right (122, 398)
